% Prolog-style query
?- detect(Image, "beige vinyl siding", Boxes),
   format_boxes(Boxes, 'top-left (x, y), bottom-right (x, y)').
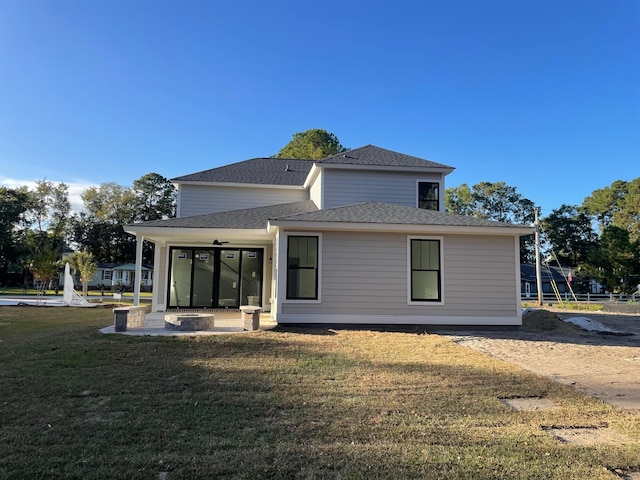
top-left (279, 231), bottom-right (520, 323)
top-left (178, 184), bottom-right (308, 217)
top-left (322, 169), bottom-right (443, 209)
top-left (309, 170), bottom-right (322, 209)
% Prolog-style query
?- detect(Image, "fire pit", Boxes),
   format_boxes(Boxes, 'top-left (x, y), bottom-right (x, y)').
top-left (164, 313), bottom-right (215, 331)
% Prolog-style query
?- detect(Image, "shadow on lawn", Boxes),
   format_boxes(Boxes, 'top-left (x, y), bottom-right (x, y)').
top-left (2, 313), bottom-right (637, 479)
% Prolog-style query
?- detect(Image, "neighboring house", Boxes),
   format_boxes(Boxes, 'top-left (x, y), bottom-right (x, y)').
top-left (62, 263), bottom-right (153, 291)
top-left (125, 145), bottom-right (532, 326)
top-left (520, 263), bottom-right (573, 298)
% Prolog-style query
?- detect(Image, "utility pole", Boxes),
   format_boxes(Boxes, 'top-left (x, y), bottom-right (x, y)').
top-left (534, 208), bottom-right (543, 306)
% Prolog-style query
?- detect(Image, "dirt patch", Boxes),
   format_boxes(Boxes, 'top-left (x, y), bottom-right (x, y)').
top-left (500, 397), bottom-right (559, 411)
top-left (441, 309), bottom-right (640, 410)
top-left (544, 426), bottom-right (634, 446)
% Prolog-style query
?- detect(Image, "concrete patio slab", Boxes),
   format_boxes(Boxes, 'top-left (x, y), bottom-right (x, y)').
top-left (100, 311), bottom-right (276, 336)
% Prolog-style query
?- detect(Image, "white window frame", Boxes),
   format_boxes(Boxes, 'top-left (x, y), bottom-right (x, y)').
top-left (407, 235), bottom-right (445, 305)
top-left (281, 232), bottom-right (322, 304)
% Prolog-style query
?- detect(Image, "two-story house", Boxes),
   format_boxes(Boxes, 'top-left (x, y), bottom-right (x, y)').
top-left (125, 145), bottom-right (532, 326)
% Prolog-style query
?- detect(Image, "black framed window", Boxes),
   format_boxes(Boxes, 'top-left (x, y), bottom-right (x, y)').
top-left (418, 182), bottom-right (439, 211)
top-left (410, 239), bottom-right (441, 302)
top-left (287, 235), bottom-right (318, 300)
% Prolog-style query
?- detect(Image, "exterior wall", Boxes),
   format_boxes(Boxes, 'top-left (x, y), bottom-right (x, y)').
top-left (322, 169), bottom-right (444, 210)
top-left (178, 184), bottom-right (308, 217)
top-left (309, 170), bottom-right (322, 209)
top-left (277, 230), bottom-right (521, 325)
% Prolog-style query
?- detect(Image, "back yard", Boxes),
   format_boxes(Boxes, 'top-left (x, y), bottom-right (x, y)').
top-left (0, 306), bottom-right (638, 479)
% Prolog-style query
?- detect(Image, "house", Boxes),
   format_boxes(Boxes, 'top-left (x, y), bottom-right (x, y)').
top-left (90, 263), bottom-right (153, 291)
top-left (125, 145), bottom-right (533, 326)
top-left (520, 263), bottom-right (572, 298)
top-left (61, 263), bottom-right (153, 291)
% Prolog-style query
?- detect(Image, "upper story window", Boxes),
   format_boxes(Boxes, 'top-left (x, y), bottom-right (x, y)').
top-left (418, 181), bottom-right (439, 211)
top-left (286, 235), bottom-right (319, 300)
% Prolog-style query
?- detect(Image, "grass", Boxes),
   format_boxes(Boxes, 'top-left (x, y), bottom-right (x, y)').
top-left (522, 301), bottom-right (604, 312)
top-left (0, 288), bottom-right (153, 298)
top-left (1, 307), bottom-right (639, 479)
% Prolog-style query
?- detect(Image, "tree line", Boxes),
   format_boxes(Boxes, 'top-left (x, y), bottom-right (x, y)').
top-left (1, 129), bottom-right (638, 295)
top-left (0, 173), bottom-right (176, 291)
top-left (446, 179), bottom-right (640, 294)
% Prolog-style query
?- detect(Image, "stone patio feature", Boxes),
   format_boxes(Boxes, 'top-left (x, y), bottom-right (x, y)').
top-left (165, 313), bottom-right (215, 331)
top-left (100, 310), bottom-right (275, 336)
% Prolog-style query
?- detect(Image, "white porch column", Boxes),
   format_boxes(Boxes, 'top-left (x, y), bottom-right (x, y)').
top-left (133, 234), bottom-right (144, 306)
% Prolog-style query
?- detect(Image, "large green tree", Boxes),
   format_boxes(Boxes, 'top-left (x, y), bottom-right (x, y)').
top-left (71, 174), bottom-right (176, 265)
top-left (583, 178), bottom-right (640, 242)
top-left (0, 186), bottom-right (31, 284)
top-left (132, 173), bottom-right (176, 221)
top-left (446, 182), bottom-right (536, 263)
top-left (446, 181), bottom-right (535, 224)
top-left (541, 205), bottom-right (598, 267)
top-left (275, 129), bottom-right (347, 159)
top-left (71, 183), bottom-right (138, 264)
top-left (579, 225), bottom-right (640, 294)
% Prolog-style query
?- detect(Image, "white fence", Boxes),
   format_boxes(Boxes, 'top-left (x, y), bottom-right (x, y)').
top-left (521, 292), bottom-right (638, 303)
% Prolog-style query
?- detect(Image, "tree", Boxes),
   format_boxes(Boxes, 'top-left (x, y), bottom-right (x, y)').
top-left (0, 186), bottom-right (31, 284)
top-left (24, 180), bottom-right (71, 291)
top-left (583, 178), bottom-right (640, 242)
top-left (82, 182), bottom-right (137, 225)
top-left (275, 129), bottom-right (347, 159)
top-left (446, 182), bottom-right (536, 263)
top-left (132, 173), bottom-right (176, 221)
top-left (71, 183), bottom-right (138, 264)
top-left (580, 225), bottom-right (640, 294)
top-left (541, 205), bottom-right (598, 267)
top-left (65, 250), bottom-right (97, 296)
top-left (71, 174), bottom-right (176, 265)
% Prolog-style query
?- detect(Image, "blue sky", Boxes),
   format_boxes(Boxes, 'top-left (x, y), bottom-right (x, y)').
top-left (0, 0), bottom-right (638, 215)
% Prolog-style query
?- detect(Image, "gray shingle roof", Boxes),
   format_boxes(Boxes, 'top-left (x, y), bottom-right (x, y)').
top-left (172, 145), bottom-right (454, 186)
top-left (172, 158), bottom-right (313, 186)
top-left (272, 202), bottom-right (526, 228)
top-left (132, 200), bottom-right (318, 229)
top-left (318, 145), bottom-right (454, 170)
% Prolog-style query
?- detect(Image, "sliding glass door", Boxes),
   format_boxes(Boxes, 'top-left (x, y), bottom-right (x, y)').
top-left (168, 247), bottom-right (263, 309)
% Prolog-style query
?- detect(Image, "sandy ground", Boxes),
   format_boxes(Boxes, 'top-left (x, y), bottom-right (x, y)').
top-left (439, 309), bottom-right (640, 410)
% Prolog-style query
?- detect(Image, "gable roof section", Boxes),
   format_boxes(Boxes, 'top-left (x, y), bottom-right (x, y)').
top-left (271, 202), bottom-right (523, 227)
top-left (172, 145), bottom-right (454, 187)
top-left (128, 200), bottom-right (319, 230)
top-left (317, 145), bottom-right (455, 171)
top-left (172, 157), bottom-right (313, 186)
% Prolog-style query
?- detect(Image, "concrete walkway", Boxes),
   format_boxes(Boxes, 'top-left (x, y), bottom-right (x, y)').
top-left (100, 311), bottom-right (276, 336)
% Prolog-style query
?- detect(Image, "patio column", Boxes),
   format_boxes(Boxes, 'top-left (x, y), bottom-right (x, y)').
top-left (133, 234), bottom-right (144, 306)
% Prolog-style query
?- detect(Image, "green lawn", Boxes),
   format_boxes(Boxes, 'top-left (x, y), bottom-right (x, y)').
top-left (0, 307), bottom-right (638, 479)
